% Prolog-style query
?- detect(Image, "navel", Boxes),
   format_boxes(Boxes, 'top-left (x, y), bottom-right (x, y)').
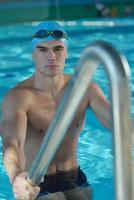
top-left (39, 128), bottom-right (44, 134)
top-left (76, 123), bottom-right (80, 127)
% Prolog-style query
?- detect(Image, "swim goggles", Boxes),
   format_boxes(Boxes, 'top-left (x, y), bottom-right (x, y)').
top-left (32, 30), bottom-right (68, 40)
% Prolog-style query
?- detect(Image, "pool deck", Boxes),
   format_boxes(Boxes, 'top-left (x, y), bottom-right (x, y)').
top-left (0, 1), bottom-right (134, 24)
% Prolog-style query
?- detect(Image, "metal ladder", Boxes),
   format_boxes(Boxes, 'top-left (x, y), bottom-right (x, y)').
top-left (28, 41), bottom-right (134, 200)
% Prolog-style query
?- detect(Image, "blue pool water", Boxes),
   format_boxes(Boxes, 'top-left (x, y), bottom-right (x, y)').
top-left (0, 18), bottom-right (134, 200)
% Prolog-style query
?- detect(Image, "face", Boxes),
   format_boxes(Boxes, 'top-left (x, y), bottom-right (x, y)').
top-left (32, 40), bottom-right (67, 77)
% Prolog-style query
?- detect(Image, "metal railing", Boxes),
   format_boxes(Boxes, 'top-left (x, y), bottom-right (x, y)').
top-left (28, 41), bottom-right (133, 200)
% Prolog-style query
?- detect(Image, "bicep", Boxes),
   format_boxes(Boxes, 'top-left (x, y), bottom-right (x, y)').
top-left (88, 83), bottom-right (111, 129)
top-left (1, 95), bottom-right (28, 148)
top-left (2, 112), bottom-right (27, 147)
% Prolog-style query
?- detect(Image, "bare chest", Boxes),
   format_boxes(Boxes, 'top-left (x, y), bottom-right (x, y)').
top-left (27, 90), bottom-right (89, 135)
top-left (27, 100), bottom-right (56, 133)
top-left (24, 94), bottom-right (88, 170)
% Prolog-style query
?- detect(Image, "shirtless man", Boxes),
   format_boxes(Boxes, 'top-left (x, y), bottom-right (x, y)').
top-left (1, 21), bottom-right (110, 200)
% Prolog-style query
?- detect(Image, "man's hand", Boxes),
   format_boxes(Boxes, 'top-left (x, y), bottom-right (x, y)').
top-left (13, 172), bottom-right (40, 200)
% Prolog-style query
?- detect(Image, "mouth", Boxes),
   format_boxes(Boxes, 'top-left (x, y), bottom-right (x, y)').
top-left (45, 64), bottom-right (59, 69)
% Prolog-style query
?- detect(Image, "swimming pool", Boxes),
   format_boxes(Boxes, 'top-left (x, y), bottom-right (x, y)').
top-left (0, 18), bottom-right (134, 200)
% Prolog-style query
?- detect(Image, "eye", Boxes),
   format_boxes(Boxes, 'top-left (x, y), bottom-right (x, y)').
top-left (39, 47), bottom-right (47, 52)
top-left (54, 46), bottom-right (64, 52)
top-left (37, 46), bottom-right (48, 52)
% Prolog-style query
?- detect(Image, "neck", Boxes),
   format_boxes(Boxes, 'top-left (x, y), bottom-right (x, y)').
top-left (33, 72), bottom-right (64, 94)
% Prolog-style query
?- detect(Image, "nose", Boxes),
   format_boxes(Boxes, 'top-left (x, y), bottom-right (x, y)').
top-left (48, 50), bottom-right (56, 61)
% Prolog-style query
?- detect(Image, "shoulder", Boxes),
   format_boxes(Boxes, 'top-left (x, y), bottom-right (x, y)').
top-left (63, 74), bottom-right (72, 81)
top-left (3, 76), bottom-right (35, 107)
top-left (2, 87), bottom-right (34, 113)
top-left (4, 86), bottom-right (33, 102)
top-left (88, 82), bottom-right (102, 96)
top-left (87, 81), bottom-right (106, 103)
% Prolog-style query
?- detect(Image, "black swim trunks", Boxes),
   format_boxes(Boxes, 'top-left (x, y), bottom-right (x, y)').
top-left (39, 167), bottom-right (89, 196)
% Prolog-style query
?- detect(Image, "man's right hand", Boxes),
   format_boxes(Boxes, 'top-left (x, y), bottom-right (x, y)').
top-left (13, 172), bottom-right (40, 200)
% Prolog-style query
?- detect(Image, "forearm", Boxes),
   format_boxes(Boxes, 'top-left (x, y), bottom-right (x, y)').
top-left (93, 101), bottom-right (111, 130)
top-left (3, 143), bottom-right (26, 183)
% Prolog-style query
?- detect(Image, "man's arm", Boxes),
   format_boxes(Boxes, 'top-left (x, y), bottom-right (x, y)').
top-left (88, 82), bottom-right (111, 129)
top-left (1, 90), bottom-right (28, 183)
top-left (88, 82), bottom-right (134, 145)
top-left (1, 90), bottom-right (40, 200)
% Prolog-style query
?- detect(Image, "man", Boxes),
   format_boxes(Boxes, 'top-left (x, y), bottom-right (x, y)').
top-left (1, 21), bottom-right (110, 200)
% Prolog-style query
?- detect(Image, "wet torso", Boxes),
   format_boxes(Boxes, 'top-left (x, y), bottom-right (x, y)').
top-left (16, 75), bottom-right (89, 174)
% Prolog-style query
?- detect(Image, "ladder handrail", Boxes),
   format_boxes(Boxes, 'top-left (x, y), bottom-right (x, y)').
top-left (28, 41), bottom-right (133, 200)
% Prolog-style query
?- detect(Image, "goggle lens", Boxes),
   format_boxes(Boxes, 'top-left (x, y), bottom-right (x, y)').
top-left (32, 30), bottom-right (68, 40)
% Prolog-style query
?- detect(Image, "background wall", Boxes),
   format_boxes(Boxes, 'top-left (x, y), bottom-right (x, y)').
top-left (0, 0), bottom-right (133, 24)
